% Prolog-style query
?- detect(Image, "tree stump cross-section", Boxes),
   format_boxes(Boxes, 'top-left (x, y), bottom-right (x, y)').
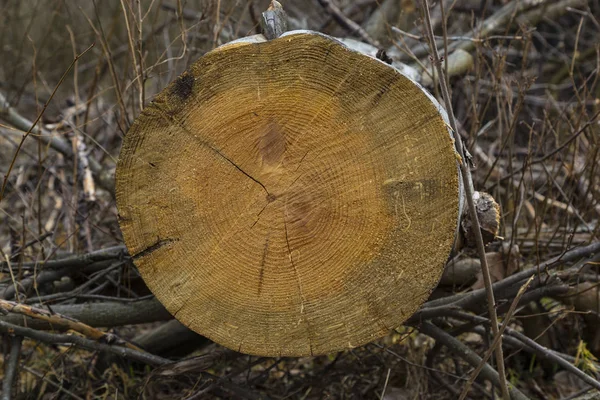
top-left (116, 31), bottom-right (460, 356)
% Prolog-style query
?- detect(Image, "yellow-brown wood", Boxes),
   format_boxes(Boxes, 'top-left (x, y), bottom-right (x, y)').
top-left (116, 32), bottom-right (459, 356)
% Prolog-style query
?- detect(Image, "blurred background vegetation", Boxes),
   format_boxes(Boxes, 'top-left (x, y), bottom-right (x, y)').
top-left (1, 0), bottom-right (599, 398)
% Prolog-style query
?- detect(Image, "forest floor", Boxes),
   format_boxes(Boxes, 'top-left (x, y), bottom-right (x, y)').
top-left (1, 0), bottom-right (599, 399)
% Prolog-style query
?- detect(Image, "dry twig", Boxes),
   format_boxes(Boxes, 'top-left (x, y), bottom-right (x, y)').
top-left (418, 0), bottom-right (510, 397)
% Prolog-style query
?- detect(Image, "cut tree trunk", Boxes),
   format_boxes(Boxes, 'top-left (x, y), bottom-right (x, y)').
top-left (116, 30), bottom-right (462, 356)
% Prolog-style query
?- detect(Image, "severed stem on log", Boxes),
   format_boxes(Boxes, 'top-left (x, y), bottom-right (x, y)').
top-left (260, 1), bottom-right (288, 40)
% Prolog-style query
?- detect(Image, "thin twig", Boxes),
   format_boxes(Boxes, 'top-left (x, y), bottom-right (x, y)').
top-left (119, 0), bottom-right (144, 112)
top-left (1, 335), bottom-right (23, 400)
top-left (0, 320), bottom-right (168, 366)
top-left (23, 262), bottom-right (122, 304)
top-left (379, 368), bottom-right (391, 400)
top-left (0, 299), bottom-right (142, 350)
top-left (422, 241), bottom-right (600, 311)
top-left (0, 43), bottom-right (94, 201)
top-left (316, 0), bottom-right (380, 48)
top-left (0, 96), bottom-right (114, 193)
top-left (493, 109), bottom-right (600, 186)
top-left (21, 366), bottom-right (85, 400)
top-left (417, 322), bottom-right (530, 400)
top-left (448, 310), bottom-right (600, 392)
top-left (459, 276), bottom-right (534, 399)
top-left (0, 245), bottom-right (126, 271)
top-left (0, 298), bottom-right (171, 329)
top-left (446, 0), bottom-right (547, 55)
top-left (418, 1), bottom-right (510, 398)
top-left (392, 26), bottom-right (525, 43)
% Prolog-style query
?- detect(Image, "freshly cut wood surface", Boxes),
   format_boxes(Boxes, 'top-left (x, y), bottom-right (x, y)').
top-left (116, 31), bottom-right (460, 356)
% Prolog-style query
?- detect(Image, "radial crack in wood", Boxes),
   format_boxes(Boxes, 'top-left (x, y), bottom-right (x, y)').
top-left (116, 31), bottom-right (461, 356)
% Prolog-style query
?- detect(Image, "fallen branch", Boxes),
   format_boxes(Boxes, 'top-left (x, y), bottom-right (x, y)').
top-left (0, 298), bottom-right (171, 329)
top-left (0, 245), bottom-right (127, 271)
top-left (0, 320), bottom-right (167, 366)
top-left (0, 44), bottom-right (95, 201)
top-left (2, 246), bottom-right (127, 300)
top-left (316, 0), bottom-right (380, 48)
top-left (152, 349), bottom-right (242, 376)
top-left (2, 260), bottom-right (113, 300)
top-left (0, 299), bottom-right (141, 350)
top-left (0, 90), bottom-right (115, 194)
top-left (134, 319), bottom-right (209, 356)
top-left (1, 322), bottom-right (255, 399)
top-left (423, 241), bottom-right (600, 311)
top-left (416, 321), bottom-right (530, 400)
top-left (448, 311), bottom-right (600, 392)
top-left (459, 276), bottom-right (534, 399)
top-left (21, 262), bottom-right (122, 304)
top-left (1, 335), bottom-right (22, 400)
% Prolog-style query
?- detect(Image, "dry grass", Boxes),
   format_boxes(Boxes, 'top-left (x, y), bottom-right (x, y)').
top-left (1, 0), bottom-right (599, 398)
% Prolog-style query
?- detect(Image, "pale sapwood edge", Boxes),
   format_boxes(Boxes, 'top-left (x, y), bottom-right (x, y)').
top-left (324, 36), bottom-right (476, 89)
top-left (0, 30), bottom-right (468, 197)
top-left (0, 20), bottom-right (592, 372)
top-left (0, 1), bottom-right (583, 199)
